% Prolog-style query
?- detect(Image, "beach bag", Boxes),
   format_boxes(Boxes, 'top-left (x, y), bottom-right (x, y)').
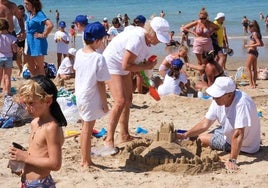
top-left (235, 66), bottom-right (247, 80)
top-left (57, 88), bottom-right (80, 123)
top-left (0, 96), bottom-right (32, 128)
top-left (257, 68), bottom-right (268, 80)
top-left (44, 62), bottom-right (57, 79)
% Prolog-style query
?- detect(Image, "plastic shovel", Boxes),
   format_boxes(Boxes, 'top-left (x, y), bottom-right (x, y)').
top-left (140, 70), bottom-right (160, 101)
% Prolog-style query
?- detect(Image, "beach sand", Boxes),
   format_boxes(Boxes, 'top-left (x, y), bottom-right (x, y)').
top-left (0, 52), bottom-right (268, 188)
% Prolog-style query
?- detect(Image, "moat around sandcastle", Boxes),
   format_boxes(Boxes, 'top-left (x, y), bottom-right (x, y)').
top-left (118, 122), bottom-right (223, 174)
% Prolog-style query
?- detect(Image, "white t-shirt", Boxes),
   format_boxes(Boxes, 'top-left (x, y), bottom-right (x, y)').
top-left (107, 25), bottom-right (124, 40)
top-left (54, 30), bottom-right (70, 54)
top-left (158, 72), bottom-right (188, 96)
top-left (103, 27), bottom-right (150, 75)
top-left (205, 90), bottom-right (260, 153)
top-left (57, 57), bottom-right (74, 75)
top-left (74, 49), bottom-right (111, 121)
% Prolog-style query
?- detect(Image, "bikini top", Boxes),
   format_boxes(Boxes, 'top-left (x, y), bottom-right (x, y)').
top-left (195, 23), bottom-right (210, 37)
top-left (250, 32), bottom-right (261, 43)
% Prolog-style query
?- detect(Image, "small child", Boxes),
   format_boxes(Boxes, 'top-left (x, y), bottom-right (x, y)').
top-left (69, 24), bottom-right (76, 44)
top-left (57, 47), bottom-right (77, 80)
top-left (54, 21), bottom-right (70, 68)
top-left (159, 45), bottom-right (189, 78)
top-left (0, 18), bottom-right (17, 96)
top-left (74, 22), bottom-right (110, 167)
top-left (9, 75), bottom-right (67, 187)
top-left (156, 59), bottom-right (188, 96)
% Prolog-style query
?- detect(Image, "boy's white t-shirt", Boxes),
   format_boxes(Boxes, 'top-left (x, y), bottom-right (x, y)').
top-left (158, 72), bottom-right (188, 96)
top-left (103, 27), bottom-right (150, 75)
top-left (205, 90), bottom-right (260, 153)
top-left (74, 49), bottom-right (110, 121)
top-left (57, 57), bottom-right (74, 75)
top-left (54, 30), bottom-right (70, 54)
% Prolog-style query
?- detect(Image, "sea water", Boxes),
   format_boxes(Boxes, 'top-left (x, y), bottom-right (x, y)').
top-left (12, 0), bottom-right (268, 61)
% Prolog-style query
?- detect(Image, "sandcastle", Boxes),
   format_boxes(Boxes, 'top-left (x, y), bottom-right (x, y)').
top-left (120, 122), bottom-right (223, 174)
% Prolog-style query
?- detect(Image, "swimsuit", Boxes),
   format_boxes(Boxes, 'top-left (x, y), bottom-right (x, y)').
top-left (248, 49), bottom-right (258, 57)
top-left (21, 174), bottom-right (56, 188)
top-left (203, 71), bottom-right (225, 84)
top-left (195, 24), bottom-right (210, 37)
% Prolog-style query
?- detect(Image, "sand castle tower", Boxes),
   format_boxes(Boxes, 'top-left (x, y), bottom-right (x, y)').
top-left (156, 122), bottom-right (177, 143)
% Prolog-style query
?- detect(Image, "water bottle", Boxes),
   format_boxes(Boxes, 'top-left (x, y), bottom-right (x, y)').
top-left (197, 91), bottom-right (203, 98)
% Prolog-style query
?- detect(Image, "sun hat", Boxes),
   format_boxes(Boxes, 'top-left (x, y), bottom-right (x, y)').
top-left (135, 15), bottom-right (146, 24)
top-left (206, 77), bottom-right (236, 98)
top-left (74, 15), bottom-right (88, 25)
top-left (171, 59), bottom-right (184, 69)
top-left (150, 17), bottom-right (170, 43)
top-left (84, 22), bottom-right (108, 41)
top-left (68, 48), bottom-right (77, 56)
top-left (215, 12), bottom-right (225, 20)
top-left (58, 21), bottom-right (66, 28)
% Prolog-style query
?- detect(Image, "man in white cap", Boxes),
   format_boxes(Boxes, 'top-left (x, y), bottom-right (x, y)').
top-left (177, 77), bottom-right (260, 170)
top-left (213, 12), bottom-right (229, 69)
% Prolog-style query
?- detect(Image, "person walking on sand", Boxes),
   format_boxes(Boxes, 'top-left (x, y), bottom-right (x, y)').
top-left (24, 0), bottom-right (53, 76)
top-left (213, 12), bottom-right (229, 70)
top-left (74, 22), bottom-right (110, 167)
top-left (9, 75), bottom-right (67, 187)
top-left (92, 17), bottom-right (170, 156)
top-left (0, 18), bottom-right (17, 96)
top-left (177, 76), bottom-right (261, 171)
top-left (181, 8), bottom-right (219, 73)
top-left (54, 21), bottom-right (70, 68)
top-left (244, 20), bottom-right (263, 89)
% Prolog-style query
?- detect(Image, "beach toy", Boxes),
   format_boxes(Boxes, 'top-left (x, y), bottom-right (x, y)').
top-left (1, 117), bottom-right (14, 128)
top-left (177, 129), bottom-right (187, 134)
top-left (93, 128), bottom-right (107, 138)
top-left (140, 55), bottom-right (160, 101)
top-left (135, 126), bottom-right (148, 134)
top-left (65, 130), bottom-right (80, 137)
top-left (257, 109), bottom-right (263, 118)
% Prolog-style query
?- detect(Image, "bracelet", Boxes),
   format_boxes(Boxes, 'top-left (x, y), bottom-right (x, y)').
top-left (228, 158), bottom-right (237, 164)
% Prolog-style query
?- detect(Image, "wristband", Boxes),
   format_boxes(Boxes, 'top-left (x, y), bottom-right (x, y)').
top-left (228, 158), bottom-right (237, 164)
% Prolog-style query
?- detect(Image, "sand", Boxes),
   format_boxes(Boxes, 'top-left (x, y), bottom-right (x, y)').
top-left (0, 51), bottom-right (268, 188)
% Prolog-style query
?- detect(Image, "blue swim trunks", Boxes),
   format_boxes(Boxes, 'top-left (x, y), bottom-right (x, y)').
top-left (210, 126), bottom-right (231, 152)
top-left (21, 174), bottom-right (56, 188)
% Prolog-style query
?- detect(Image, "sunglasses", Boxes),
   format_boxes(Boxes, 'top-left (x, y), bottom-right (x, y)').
top-left (200, 17), bottom-right (207, 20)
top-left (249, 24), bottom-right (254, 27)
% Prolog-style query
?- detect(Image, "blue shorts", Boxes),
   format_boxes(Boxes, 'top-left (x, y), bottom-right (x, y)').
top-left (210, 126), bottom-right (231, 152)
top-left (22, 174), bottom-right (55, 188)
top-left (0, 57), bottom-right (13, 68)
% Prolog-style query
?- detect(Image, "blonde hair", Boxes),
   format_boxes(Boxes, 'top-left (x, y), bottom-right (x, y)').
top-left (143, 19), bottom-right (156, 37)
top-left (199, 7), bottom-right (208, 18)
top-left (16, 79), bottom-right (51, 104)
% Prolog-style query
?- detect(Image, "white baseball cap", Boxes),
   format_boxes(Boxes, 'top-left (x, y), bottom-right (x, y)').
top-left (68, 48), bottom-right (77, 56)
top-left (215, 12), bottom-right (225, 20)
top-left (150, 17), bottom-right (170, 43)
top-left (206, 77), bottom-right (236, 98)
